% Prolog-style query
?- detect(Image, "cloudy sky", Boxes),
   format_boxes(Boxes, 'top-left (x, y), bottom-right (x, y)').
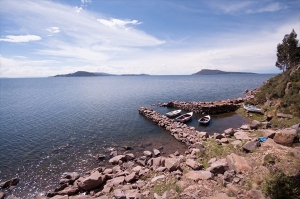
top-left (0, 0), bottom-right (299, 77)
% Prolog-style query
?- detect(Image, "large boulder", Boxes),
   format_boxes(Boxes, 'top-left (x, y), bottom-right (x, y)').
top-left (78, 171), bottom-right (104, 191)
top-left (186, 159), bottom-right (203, 170)
top-left (165, 158), bottom-right (181, 172)
top-left (206, 158), bottom-right (228, 175)
top-left (273, 128), bottom-right (297, 145)
top-left (250, 120), bottom-right (261, 130)
top-left (234, 131), bottom-right (251, 140)
top-left (242, 141), bottom-right (261, 153)
top-left (226, 153), bottom-right (251, 174)
top-left (184, 171), bottom-right (212, 181)
top-left (109, 155), bottom-right (126, 164)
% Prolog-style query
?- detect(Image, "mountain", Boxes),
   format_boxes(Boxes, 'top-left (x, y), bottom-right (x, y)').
top-left (192, 69), bottom-right (256, 75)
top-left (54, 71), bottom-right (97, 77)
top-left (53, 71), bottom-right (149, 77)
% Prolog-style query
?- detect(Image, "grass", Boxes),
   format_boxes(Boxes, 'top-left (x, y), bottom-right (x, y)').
top-left (153, 176), bottom-right (181, 196)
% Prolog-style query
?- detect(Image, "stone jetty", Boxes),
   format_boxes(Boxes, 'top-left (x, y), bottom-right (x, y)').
top-left (139, 107), bottom-right (209, 146)
top-left (159, 99), bottom-right (244, 114)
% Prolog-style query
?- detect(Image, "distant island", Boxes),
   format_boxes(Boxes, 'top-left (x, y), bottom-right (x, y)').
top-left (53, 71), bottom-right (149, 77)
top-left (192, 69), bottom-right (257, 75)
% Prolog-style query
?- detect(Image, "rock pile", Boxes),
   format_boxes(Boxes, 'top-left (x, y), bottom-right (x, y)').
top-left (161, 99), bottom-right (242, 114)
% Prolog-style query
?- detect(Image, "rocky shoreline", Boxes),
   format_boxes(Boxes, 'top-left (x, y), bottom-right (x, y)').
top-left (1, 94), bottom-right (299, 199)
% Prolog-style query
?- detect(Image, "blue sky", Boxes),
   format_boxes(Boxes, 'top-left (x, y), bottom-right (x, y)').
top-left (0, 0), bottom-right (299, 77)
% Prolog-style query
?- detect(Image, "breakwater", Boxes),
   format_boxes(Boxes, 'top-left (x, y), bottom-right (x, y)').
top-left (158, 98), bottom-right (244, 114)
top-left (139, 107), bottom-right (209, 146)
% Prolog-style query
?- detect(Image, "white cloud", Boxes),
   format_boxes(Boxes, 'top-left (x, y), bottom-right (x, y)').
top-left (97, 18), bottom-right (142, 29)
top-left (246, 2), bottom-right (286, 14)
top-left (81, 0), bottom-right (92, 4)
top-left (46, 27), bottom-right (60, 35)
top-left (0, 34), bottom-right (41, 43)
top-left (75, 6), bottom-right (83, 13)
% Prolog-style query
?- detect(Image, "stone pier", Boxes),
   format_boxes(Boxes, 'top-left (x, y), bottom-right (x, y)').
top-left (161, 99), bottom-right (244, 114)
top-left (139, 107), bottom-right (208, 146)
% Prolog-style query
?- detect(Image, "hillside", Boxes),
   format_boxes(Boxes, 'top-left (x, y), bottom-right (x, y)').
top-left (250, 65), bottom-right (300, 117)
top-left (192, 69), bottom-right (256, 75)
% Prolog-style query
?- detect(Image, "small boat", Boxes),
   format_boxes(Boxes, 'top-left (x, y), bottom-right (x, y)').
top-left (198, 115), bottom-right (211, 125)
top-left (166, 109), bottom-right (182, 117)
top-left (175, 112), bottom-right (193, 122)
top-left (243, 104), bottom-right (263, 113)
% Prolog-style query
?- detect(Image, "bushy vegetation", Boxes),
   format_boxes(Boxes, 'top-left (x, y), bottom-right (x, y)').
top-left (251, 66), bottom-right (300, 117)
top-left (262, 171), bottom-right (300, 199)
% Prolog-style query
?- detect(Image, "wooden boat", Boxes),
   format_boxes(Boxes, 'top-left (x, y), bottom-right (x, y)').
top-left (166, 109), bottom-right (182, 117)
top-left (175, 112), bottom-right (193, 122)
top-left (243, 104), bottom-right (262, 113)
top-left (198, 115), bottom-right (211, 125)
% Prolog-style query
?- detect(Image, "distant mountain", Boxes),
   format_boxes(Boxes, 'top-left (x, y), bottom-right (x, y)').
top-left (192, 69), bottom-right (257, 75)
top-left (54, 71), bottom-right (97, 77)
top-left (53, 71), bottom-right (149, 77)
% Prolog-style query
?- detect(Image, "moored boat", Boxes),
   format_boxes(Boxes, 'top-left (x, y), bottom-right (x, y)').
top-left (198, 115), bottom-right (211, 125)
top-left (166, 109), bottom-right (182, 117)
top-left (175, 112), bottom-right (193, 122)
top-left (243, 104), bottom-right (263, 113)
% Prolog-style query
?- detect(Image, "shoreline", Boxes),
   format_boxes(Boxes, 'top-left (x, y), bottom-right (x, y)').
top-left (1, 93), bottom-right (299, 198)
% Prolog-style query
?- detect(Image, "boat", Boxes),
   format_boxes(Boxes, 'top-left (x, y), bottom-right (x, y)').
top-left (198, 115), bottom-right (211, 125)
top-left (166, 109), bottom-right (182, 117)
top-left (243, 104), bottom-right (263, 113)
top-left (175, 112), bottom-right (193, 122)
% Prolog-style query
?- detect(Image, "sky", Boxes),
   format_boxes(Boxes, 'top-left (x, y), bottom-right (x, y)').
top-left (0, 0), bottom-right (300, 77)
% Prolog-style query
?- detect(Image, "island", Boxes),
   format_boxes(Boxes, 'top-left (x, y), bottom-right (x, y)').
top-left (192, 69), bottom-right (257, 75)
top-left (53, 71), bottom-right (150, 77)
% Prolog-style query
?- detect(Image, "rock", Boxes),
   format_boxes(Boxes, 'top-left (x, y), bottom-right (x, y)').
top-left (245, 189), bottom-right (266, 199)
top-left (151, 157), bottom-right (164, 169)
top-left (124, 189), bottom-right (141, 199)
top-left (224, 128), bottom-right (235, 136)
top-left (106, 176), bottom-right (125, 186)
top-left (143, 151), bottom-right (152, 157)
top-left (6, 196), bottom-right (20, 199)
top-left (57, 185), bottom-right (79, 195)
top-left (123, 161), bottom-right (135, 169)
top-left (231, 140), bottom-right (242, 146)
top-left (165, 158), bottom-right (181, 172)
top-left (277, 113), bottom-right (293, 119)
top-left (114, 189), bottom-right (126, 199)
top-left (234, 131), bottom-right (251, 140)
top-left (226, 183), bottom-right (239, 196)
top-left (226, 153), bottom-right (251, 174)
top-left (207, 158), bottom-right (228, 175)
top-left (273, 128), bottom-right (297, 145)
top-left (262, 129), bottom-right (276, 139)
top-left (151, 175), bottom-right (165, 183)
top-left (125, 172), bottom-right (137, 183)
top-left (242, 141), bottom-right (261, 152)
top-left (205, 192), bottom-right (236, 199)
top-left (162, 189), bottom-right (178, 199)
top-left (0, 178), bottom-right (19, 189)
top-left (125, 153), bottom-right (135, 161)
top-left (96, 154), bottom-right (106, 160)
top-left (214, 133), bottom-right (225, 139)
top-left (240, 124), bottom-right (249, 130)
top-left (223, 170), bottom-right (236, 183)
top-left (78, 171), bottom-right (104, 191)
top-left (208, 157), bottom-right (217, 164)
top-left (186, 159), bottom-right (203, 170)
top-left (153, 149), bottom-right (161, 156)
top-left (220, 138), bottom-right (229, 143)
top-left (0, 192), bottom-right (5, 199)
top-left (198, 131), bottom-right (209, 138)
top-left (250, 120), bottom-right (261, 130)
top-left (61, 172), bottom-right (80, 182)
top-left (109, 155), bottom-right (126, 164)
top-left (184, 170), bottom-right (212, 181)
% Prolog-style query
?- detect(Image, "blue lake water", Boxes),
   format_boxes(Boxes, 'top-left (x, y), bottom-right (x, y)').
top-left (0, 74), bottom-right (274, 197)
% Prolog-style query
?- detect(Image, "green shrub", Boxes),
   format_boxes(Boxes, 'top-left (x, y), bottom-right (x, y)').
top-left (262, 171), bottom-right (300, 199)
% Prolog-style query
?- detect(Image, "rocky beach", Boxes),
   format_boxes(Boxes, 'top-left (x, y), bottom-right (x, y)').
top-left (1, 89), bottom-right (299, 199)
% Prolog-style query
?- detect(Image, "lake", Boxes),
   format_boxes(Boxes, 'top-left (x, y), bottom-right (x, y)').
top-left (0, 74), bottom-right (274, 197)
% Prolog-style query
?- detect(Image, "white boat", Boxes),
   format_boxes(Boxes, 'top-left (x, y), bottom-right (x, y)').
top-left (243, 104), bottom-right (263, 113)
top-left (198, 115), bottom-right (211, 125)
top-left (175, 112), bottom-right (193, 122)
top-left (166, 109), bottom-right (182, 117)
